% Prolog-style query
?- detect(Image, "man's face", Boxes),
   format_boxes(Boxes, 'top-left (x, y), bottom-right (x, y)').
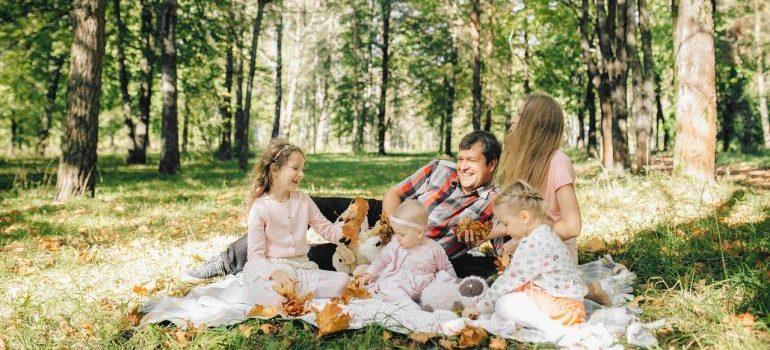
top-left (456, 141), bottom-right (497, 192)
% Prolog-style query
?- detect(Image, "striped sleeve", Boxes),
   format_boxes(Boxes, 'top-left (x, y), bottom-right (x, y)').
top-left (394, 160), bottom-right (439, 200)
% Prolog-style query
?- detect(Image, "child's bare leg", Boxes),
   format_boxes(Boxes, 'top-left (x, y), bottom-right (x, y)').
top-left (494, 293), bottom-right (570, 343)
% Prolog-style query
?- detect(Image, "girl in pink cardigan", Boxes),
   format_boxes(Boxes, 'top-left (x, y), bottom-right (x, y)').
top-left (240, 140), bottom-right (350, 307)
top-left (141, 140), bottom-right (350, 327)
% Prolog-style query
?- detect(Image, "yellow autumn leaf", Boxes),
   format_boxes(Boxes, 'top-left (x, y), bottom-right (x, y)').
top-left (238, 324), bottom-right (254, 337)
top-left (315, 302), bottom-right (350, 337)
top-left (259, 323), bottom-right (279, 334)
top-left (408, 332), bottom-right (437, 344)
top-left (488, 336), bottom-right (507, 350)
top-left (457, 324), bottom-right (487, 349)
top-left (132, 285), bottom-right (149, 296)
top-left (583, 236), bottom-right (607, 253)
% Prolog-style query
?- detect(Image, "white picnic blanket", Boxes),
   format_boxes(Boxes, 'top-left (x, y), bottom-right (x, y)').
top-left (141, 255), bottom-right (662, 349)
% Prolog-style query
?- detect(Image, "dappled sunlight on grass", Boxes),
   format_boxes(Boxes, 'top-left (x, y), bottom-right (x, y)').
top-left (1, 151), bottom-right (768, 348)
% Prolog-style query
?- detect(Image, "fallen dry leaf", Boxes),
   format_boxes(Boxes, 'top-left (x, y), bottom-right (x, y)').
top-left (259, 323), bottom-right (279, 335)
top-left (315, 302), bottom-right (351, 337)
top-left (341, 197), bottom-right (369, 247)
top-left (192, 254), bottom-right (205, 263)
top-left (272, 280), bottom-right (314, 316)
top-left (248, 304), bottom-right (279, 318)
top-left (334, 280), bottom-right (371, 304)
top-left (456, 218), bottom-right (492, 242)
top-left (371, 212), bottom-right (394, 245)
top-left (457, 324), bottom-right (487, 348)
top-left (80, 322), bottom-right (95, 337)
top-left (382, 330), bottom-right (392, 341)
top-left (495, 254), bottom-right (511, 274)
top-left (585, 281), bottom-right (611, 306)
top-left (174, 329), bottom-right (193, 345)
top-left (732, 313), bottom-right (756, 332)
top-left (38, 237), bottom-right (64, 251)
top-left (77, 247), bottom-right (98, 263)
top-left (438, 338), bottom-right (457, 349)
top-left (59, 319), bottom-right (78, 337)
top-left (488, 336), bottom-right (507, 350)
top-left (132, 285), bottom-right (149, 296)
top-left (583, 236), bottom-right (606, 253)
top-left (238, 324), bottom-right (254, 337)
top-left (408, 332), bottom-right (437, 344)
top-left (124, 306), bottom-right (144, 327)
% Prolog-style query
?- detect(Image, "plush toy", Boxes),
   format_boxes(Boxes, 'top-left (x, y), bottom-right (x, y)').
top-left (350, 235), bottom-right (388, 276)
top-left (331, 244), bottom-right (357, 274)
top-left (419, 271), bottom-right (489, 313)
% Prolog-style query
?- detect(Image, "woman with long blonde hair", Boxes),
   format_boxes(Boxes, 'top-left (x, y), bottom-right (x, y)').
top-left (493, 92), bottom-right (582, 262)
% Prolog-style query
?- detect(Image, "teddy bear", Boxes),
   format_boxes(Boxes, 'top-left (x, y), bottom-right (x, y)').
top-left (332, 232), bottom-right (388, 276)
top-left (419, 270), bottom-right (489, 314)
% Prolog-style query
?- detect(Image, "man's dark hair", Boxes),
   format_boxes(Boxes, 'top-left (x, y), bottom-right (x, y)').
top-left (458, 130), bottom-right (501, 164)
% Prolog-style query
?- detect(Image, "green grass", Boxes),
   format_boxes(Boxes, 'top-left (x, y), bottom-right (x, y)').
top-left (0, 151), bottom-right (768, 349)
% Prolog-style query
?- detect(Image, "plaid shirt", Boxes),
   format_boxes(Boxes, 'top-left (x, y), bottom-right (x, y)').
top-left (395, 160), bottom-right (499, 258)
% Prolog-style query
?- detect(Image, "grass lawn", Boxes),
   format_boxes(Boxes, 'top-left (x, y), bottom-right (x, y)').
top-left (0, 151), bottom-right (768, 349)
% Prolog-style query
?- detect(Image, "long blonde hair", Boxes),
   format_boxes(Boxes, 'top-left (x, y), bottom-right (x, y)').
top-left (497, 92), bottom-right (564, 191)
top-left (244, 139), bottom-right (304, 211)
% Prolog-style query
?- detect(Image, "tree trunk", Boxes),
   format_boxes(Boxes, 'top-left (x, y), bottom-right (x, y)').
top-left (578, 0), bottom-right (599, 156)
top-left (55, 0), bottom-right (106, 201)
top-left (755, 0), bottom-right (770, 148)
top-left (272, 12), bottom-right (282, 139)
top-left (445, 34), bottom-right (458, 157)
top-left (611, 0), bottom-right (630, 168)
top-left (377, 0), bottom-right (391, 155)
top-left (673, 0), bottom-right (717, 180)
top-left (595, 0), bottom-right (615, 170)
top-left (281, 8), bottom-right (304, 139)
top-left (483, 11), bottom-right (494, 132)
top-left (158, 0), bottom-right (179, 174)
top-left (181, 78), bottom-right (189, 153)
top-left (234, 2), bottom-right (245, 156)
top-left (216, 7), bottom-right (236, 160)
top-left (129, 0), bottom-right (154, 165)
top-left (634, 0), bottom-right (657, 170)
top-left (112, 0), bottom-right (139, 162)
top-left (470, 0), bottom-right (482, 131)
top-left (315, 53), bottom-right (330, 152)
top-left (628, 0), bottom-right (645, 172)
top-left (238, 0), bottom-right (268, 171)
top-left (38, 53), bottom-right (65, 155)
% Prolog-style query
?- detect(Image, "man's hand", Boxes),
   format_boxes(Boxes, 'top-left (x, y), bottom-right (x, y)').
top-left (462, 305), bottom-right (480, 320)
top-left (358, 273), bottom-right (374, 287)
top-left (269, 270), bottom-right (295, 286)
top-left (456, 228), bottom-right (481, 246)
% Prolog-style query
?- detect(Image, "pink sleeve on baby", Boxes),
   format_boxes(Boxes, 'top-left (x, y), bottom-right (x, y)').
top-left (434, 242), bottom-right (457, 278)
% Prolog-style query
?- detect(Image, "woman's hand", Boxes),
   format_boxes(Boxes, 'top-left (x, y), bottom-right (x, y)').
top-left (269, 270), bottom-right (295, 286)
top-left (358, 273), bottom-right (374, 286)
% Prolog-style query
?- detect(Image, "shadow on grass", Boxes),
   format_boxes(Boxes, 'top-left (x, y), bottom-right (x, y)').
top-left (583, 188), bottom-right (770, 315)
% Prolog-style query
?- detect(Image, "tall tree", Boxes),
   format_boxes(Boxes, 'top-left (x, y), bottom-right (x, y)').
top-left (54, 0), bottom-right (107, 201)
top-left (577, 0), bottom-right (599, 156)
top-left (216, 3), bottom-right (237, 160)
top-left (37, 53), bottom-right (65, 154)
top-left (376, 0), bottom-right (391, 155)
top-left (112, 0), bottom-right (139, 163)
top-left (470, 0), bottom-right (482, 130)
top-left (673, 0), bottom-right (717, 180)
top-left (755, 0), bottom-right (770, 148)
top-left (272, 11), bottom-right (283, 139)
top-left (129, 0), bottom-right (154, 164)
top-left (630, 0), bottom-right (656, 172)
top-left (595, 0), bottom-right (631, 170)
top-left (237, 0), bottom-right (270, 171)
top-left (158, 0), bottom-right (180, 174)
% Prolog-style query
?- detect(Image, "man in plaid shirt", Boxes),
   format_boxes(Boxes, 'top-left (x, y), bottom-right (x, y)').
top-left (381, 130), bottom-right (501, 277)
top-left (184, 131), bottom-right (501, 281)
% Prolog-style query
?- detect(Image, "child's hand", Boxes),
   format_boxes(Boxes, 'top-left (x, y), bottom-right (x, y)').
top-left (269, 270), bottom-right (295, 286)
top-left (462, 306), bottom-right (479, 320)
top-left (358, 273), bottom-right (374, 286)
top-left (502, 238), bottom-right (520, 256)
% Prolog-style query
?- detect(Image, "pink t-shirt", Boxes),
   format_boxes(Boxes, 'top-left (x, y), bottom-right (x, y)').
top-left (543, 150), bottom-right (578, 263)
